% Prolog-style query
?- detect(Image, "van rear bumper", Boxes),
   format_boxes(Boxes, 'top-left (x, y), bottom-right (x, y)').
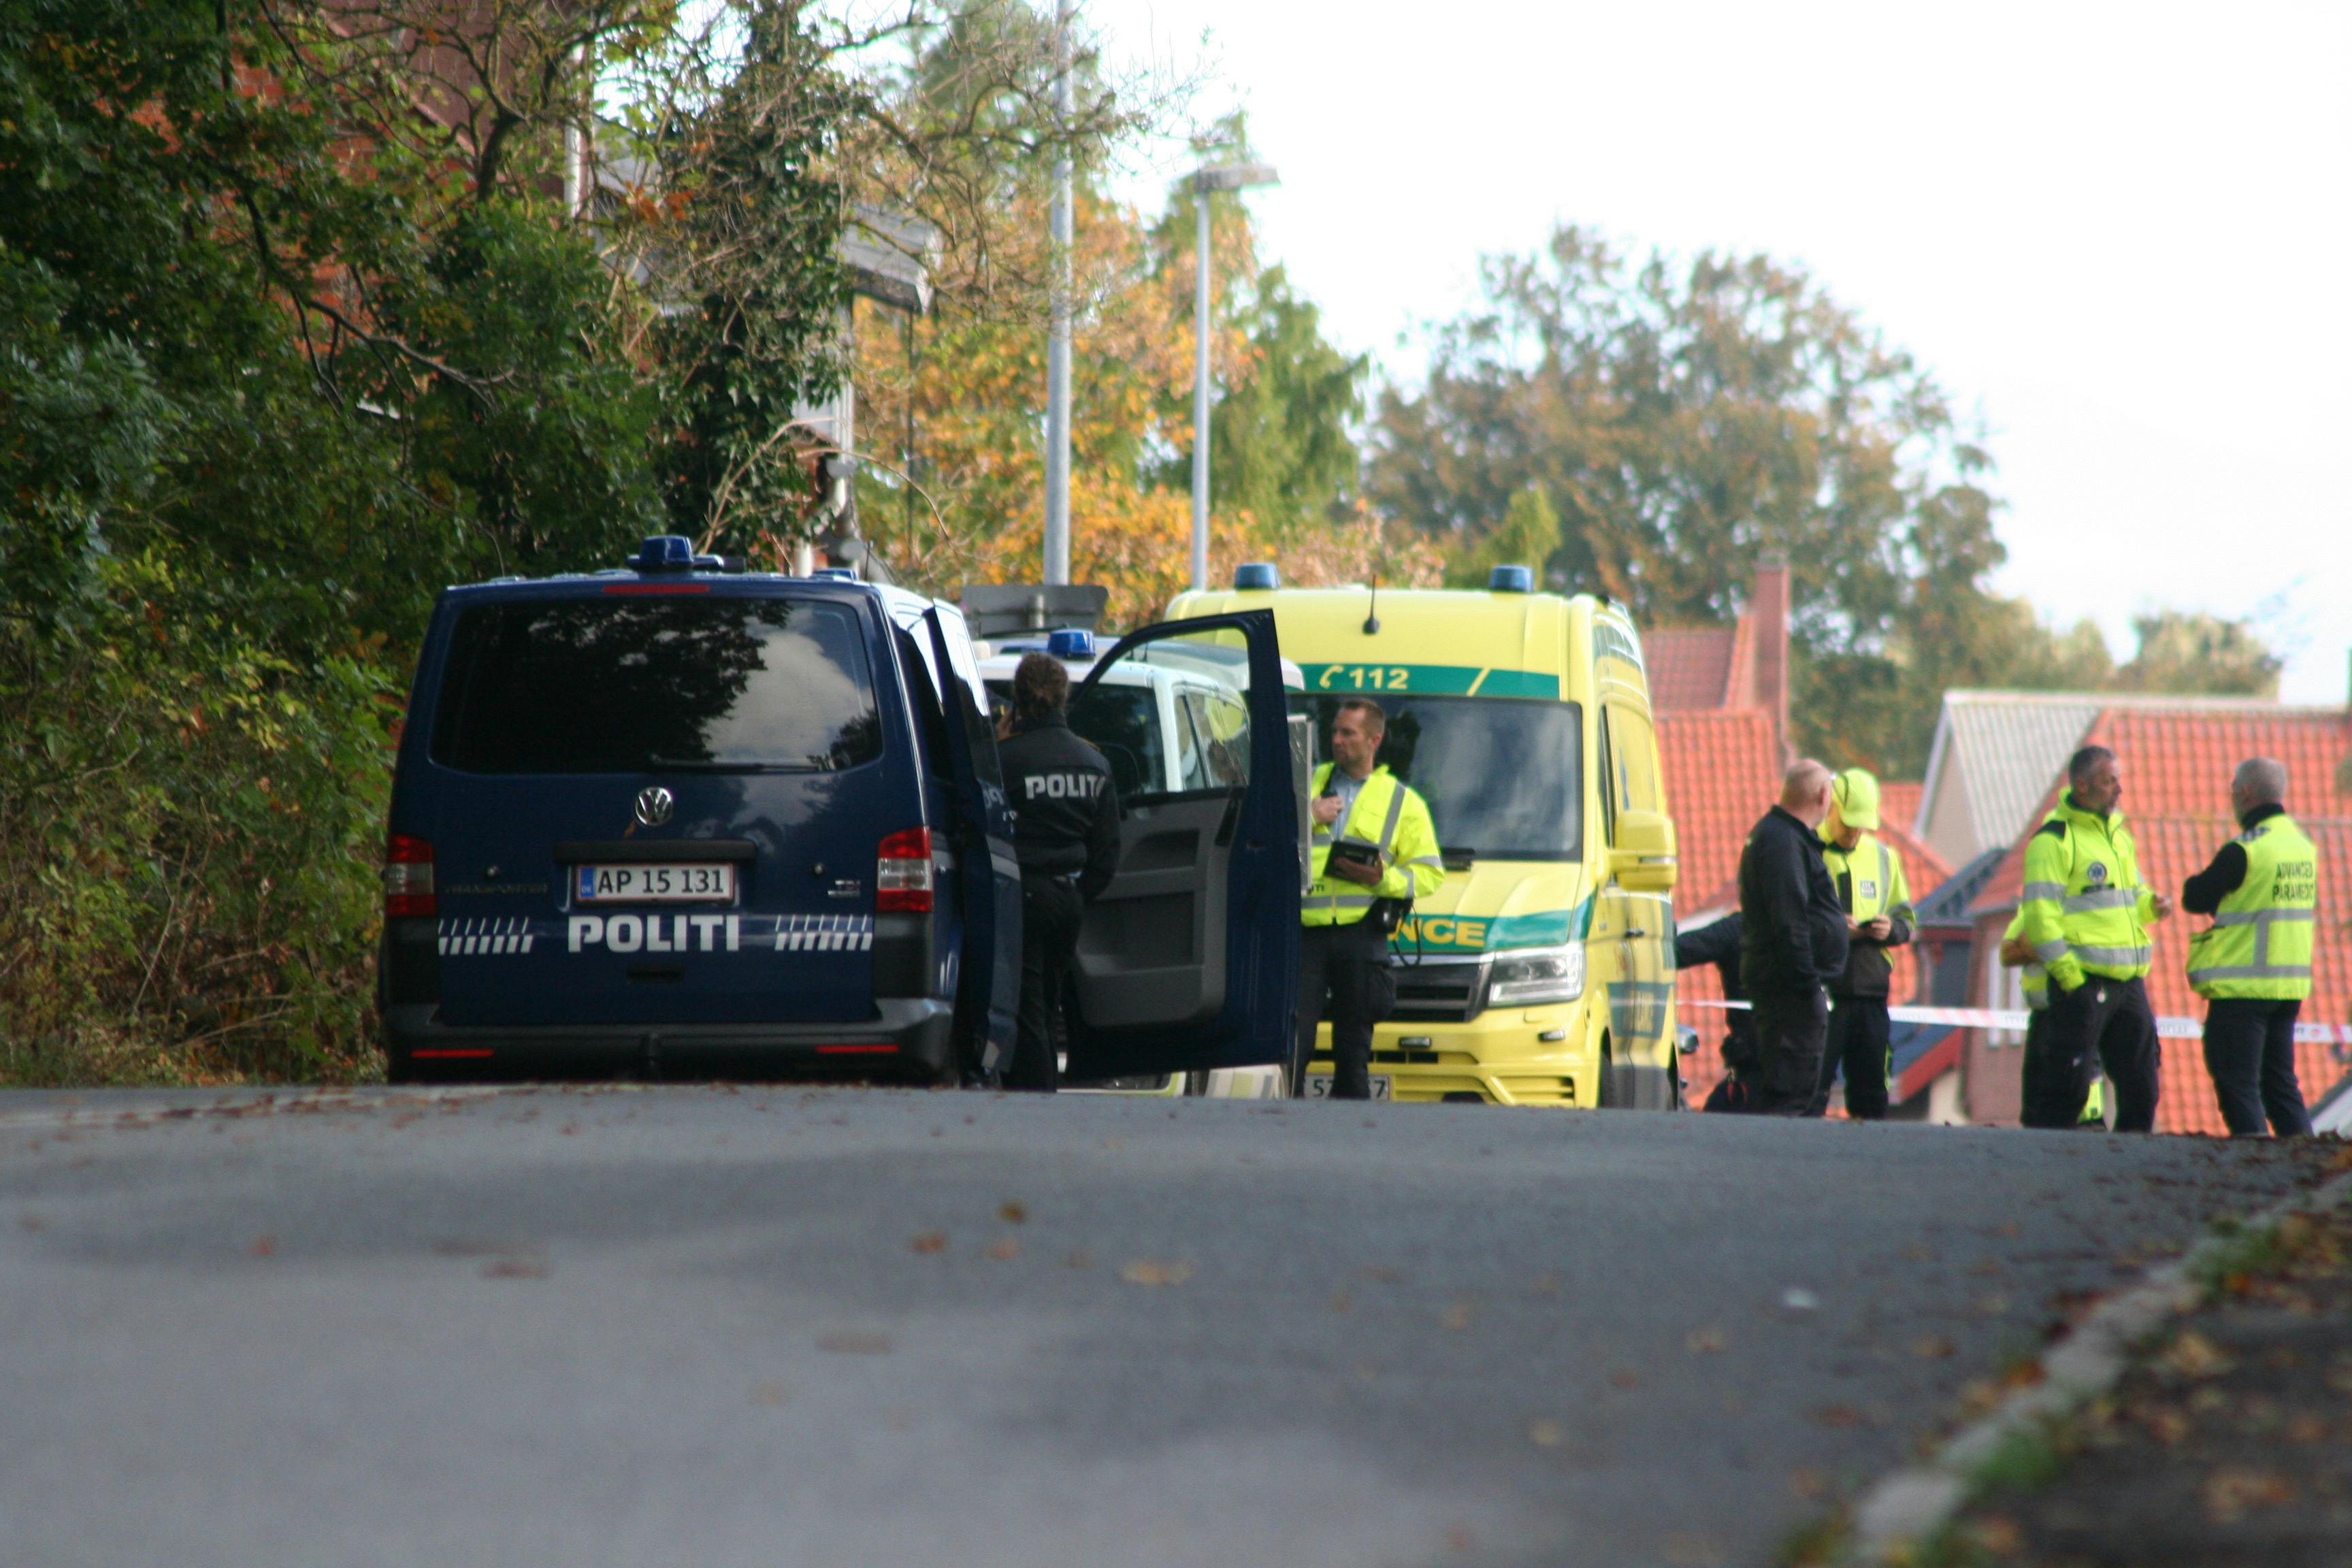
top-left (382, 1000), bottom-right (956, 1081)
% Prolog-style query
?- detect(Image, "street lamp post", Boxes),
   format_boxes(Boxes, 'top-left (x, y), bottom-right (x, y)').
top-left (1043, 0), bottom-right (1075, 586)
top-left (1189, 161), bottom-right (1278, 593)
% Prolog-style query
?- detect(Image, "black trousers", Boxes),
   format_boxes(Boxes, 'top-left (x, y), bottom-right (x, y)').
top-left (2041, 975), bottom-right (2160, 1133)
top-left (2016, 1009), bottom-right (2099, 1130)
top-left (1750, 989), bottom-right (1828, 1116)
top-left (1007, 873), bottom-right (1082, 1092)
top-left (2203, 997), bottom-right (2312, 1138)
top-left (1294, 918), bottom-right (1394, 1098)
top-left (1807, 993), bottom-right (1893, 1120)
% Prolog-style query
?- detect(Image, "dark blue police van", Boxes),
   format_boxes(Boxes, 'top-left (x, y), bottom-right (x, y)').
top-left (378, 536), bottom-right (1300, 1085)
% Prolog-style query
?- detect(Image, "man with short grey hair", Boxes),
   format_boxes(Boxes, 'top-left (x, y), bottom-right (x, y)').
top-left (2184, 757), bottom-right (2317, 1136)
top-left (1737, 760), bottom-right (1849, 1115)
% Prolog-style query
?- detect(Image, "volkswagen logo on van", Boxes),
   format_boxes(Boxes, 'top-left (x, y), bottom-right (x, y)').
top-left (633, 786), bottom-right (674, 828)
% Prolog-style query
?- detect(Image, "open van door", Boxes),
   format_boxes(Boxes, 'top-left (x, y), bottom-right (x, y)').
top-left (1064, 610), bottom-right (1299, 1077)
top-left (924, 609), bottom-right (1022, 1077)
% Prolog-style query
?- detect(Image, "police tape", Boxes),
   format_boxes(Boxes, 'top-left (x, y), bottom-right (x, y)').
top-left (1678, 998), bottom-right (2352, 1047)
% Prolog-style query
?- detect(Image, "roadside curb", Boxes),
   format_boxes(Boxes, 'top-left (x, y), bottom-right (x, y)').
top-left (1837, 1158), bottom-right (2352, 1565)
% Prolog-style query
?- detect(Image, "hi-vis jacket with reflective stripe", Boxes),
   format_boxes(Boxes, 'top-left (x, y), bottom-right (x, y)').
top-left (2189, 812), bottom-right (2317, 1000)
top-left (2002, 908), bottom-right (2050, 1011)
top-left (1304, 763), bottom-right (1445, 928)
top-left (2020, 794), bottom-right (2157, 992)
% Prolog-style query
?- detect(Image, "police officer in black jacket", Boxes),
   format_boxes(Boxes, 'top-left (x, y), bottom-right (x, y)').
top-left (1737, 760), bottom-right (1848, 1115)
top-left (1675, 912), bottom-right (1757, 1111)
top-left (996, 651), bottom-right (1122, 1092)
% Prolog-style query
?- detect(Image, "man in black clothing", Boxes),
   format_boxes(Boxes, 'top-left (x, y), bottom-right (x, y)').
top-left (995, 651), bottom-right (1122, 1092)
top-left (1675, 912), bottom-right (1758, 1112)
top-left (1737, 760), bottom-right (1848, 1115)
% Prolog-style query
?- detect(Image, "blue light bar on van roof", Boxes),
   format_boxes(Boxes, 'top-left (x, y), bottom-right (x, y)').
top-left (1046, 628), bottom-right (1095, 659)
top-left (1488, 564), bottom-right (1535, 593)
top-left (632, 535), bottom-right (728, 574)
top-left (1233, 562), bottom-right (1279, 591)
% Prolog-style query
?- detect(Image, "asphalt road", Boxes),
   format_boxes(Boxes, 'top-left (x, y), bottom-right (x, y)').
top-left (0, 1085), bottom-right (2330, 1568)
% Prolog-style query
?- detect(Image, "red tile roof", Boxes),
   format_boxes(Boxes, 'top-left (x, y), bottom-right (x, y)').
top-left (1645, 628), bottom-right (1735, 712)
top-left (1646, 619), bottom-right (1753, 713)
top-left (1657, 708), bottom-right (1782, 912)
top-left (1880, 781), bottom-right (1923, 833)
top-left (1963, 704), bottom-right (2352, 1134)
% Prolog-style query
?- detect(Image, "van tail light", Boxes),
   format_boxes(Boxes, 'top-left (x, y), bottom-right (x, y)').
top-left (876, 828), bottom-right (934, 913)
top-left (384, 834), bottom-right (437, 917)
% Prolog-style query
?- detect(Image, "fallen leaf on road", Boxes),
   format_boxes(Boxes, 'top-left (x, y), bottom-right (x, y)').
top-left (1441, 1525), bottom-right (1474, 1554)
top-left (1967, 1514), bottom-right (2023, 1557)
top-left (2286, 1414), bottom-right (2328, 1443)
top-left (1912, 1334), bottom-right (1956, 1360)
top-left (1788, 1467), bottom-right (1827, 1500)
top-left (1526, 1418), bottom-right (1564, 1448)
top-left (1978, 1292), bottom-right (2011, 1316)
top-left (1661, 1531), bottom-right (1725, 1567)
top-left (750, 1381), bottom-right (790, 1407)
top-left (817, 1331), bottom-right (894, 1355)
top-left (2161, 1330), bottom-right (2234, 1380)
top-left (1686, 1326), bottom-right (1726, 1355)
top-left (1064, 1248), bottom-right (1092, 1269)
top-left (2142, 1407), bottom-right (2192, 1445)
top-left (909, 1232), bottom-right (947, 1255)
top-left (1813, 1405), bottom-right (1863, 1428)
top-left (1608, 1368), bottom-right (1641, 1390)
top-left (247, 1235), bottom-right (277, 1257)
top-left (1441, 1300), bottom-right (1477, 1331)
top-left (998, 1201), bottom-right (1028, 1224)
top-left (1328, 1290), bottom-right (1352, 1314)
top-left (1121, 1258), bottom-right (1194, 1286)
top-left (1531, 1271), bottom-right (1563, 1297)
top-left (2204, 1466), bottom-right (2293, 1522)
top-left (985, 1239), bottom-right (1020, 1261)
top-left (480, 1258), bottom-right (546, 1279)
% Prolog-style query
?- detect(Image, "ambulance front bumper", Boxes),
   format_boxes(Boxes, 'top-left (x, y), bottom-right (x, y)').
top-left (1306, 998), bottom-right (1597, 1106)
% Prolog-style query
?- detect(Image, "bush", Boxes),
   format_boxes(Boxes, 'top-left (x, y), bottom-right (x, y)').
top-left (0, 554), bottom-right (397, 1084)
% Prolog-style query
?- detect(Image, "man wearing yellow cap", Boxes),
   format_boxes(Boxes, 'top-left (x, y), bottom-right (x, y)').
top-left (1806, 768), bottom-right (1916, 1119)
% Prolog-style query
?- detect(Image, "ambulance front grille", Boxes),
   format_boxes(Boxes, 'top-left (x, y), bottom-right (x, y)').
top-left (1388, 958), bottom-right (1487, 1022)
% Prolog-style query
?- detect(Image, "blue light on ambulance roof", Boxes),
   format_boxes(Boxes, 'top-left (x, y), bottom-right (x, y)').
top-left (1233, 562), bottom-right (1279, 591)
top-left (1488, 564), bottom-right (1534, 593)
top-left (1046, 628), bottom-right (1095, 659)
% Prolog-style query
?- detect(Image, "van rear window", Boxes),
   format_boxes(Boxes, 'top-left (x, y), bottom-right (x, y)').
top-left (431, 597), bottom-right (883, 774)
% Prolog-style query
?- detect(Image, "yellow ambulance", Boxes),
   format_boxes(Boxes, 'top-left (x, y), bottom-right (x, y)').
top-left (1167, 564), bottom-right (1681, 1108)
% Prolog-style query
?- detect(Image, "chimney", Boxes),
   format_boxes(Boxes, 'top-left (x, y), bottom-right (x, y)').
top-left (1752, 553), bottom-right (1791, 761)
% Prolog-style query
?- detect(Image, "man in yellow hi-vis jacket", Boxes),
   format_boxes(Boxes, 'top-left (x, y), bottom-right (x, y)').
top-left (2018, 745), bottom-right (2173, 1132)
top-left (1296, 698), bottom-right (1446, 1098)
top-left (1806, 768), bottom-right (1915, 1120)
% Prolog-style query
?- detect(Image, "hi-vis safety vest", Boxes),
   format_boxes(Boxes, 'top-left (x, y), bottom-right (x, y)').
top-left (1305, 763), bottom-right (1446, 928)
top-left (2188, 812), bottom-right (2317, 1000)
top-left (1822, 833), bottom-right (1911, 925)
top-left (2020, 796), bottom-right (2156, 992)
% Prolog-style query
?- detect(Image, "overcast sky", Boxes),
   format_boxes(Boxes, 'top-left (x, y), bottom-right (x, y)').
top-left (1088, 0), bottom-right (2352, 704)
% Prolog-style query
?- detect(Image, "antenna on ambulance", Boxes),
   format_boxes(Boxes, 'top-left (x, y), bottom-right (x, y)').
top-left (1362, 574), bottom-right (1380, 636)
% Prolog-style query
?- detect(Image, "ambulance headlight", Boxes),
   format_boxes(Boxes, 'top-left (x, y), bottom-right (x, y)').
top-left (1484, 943), bottom-right (1584, 1007)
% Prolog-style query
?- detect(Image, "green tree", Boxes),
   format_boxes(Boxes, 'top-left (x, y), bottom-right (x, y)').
top-left (1370, 224), bottom-right (2155, 774)
top-left (0, 0), bottom-right (684, 1083)
top-left (2117, 610), bottom-right (2281, 697)
top-left (1205, 265), bottom-right (1366, 538)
